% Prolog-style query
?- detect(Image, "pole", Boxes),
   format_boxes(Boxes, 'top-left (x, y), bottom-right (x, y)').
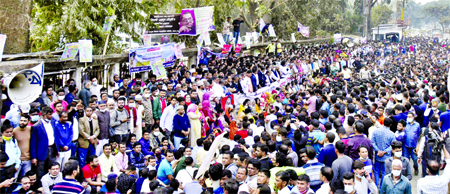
top-left (102, 33), bottom-right (110, 56)
top-left (378, 26), bottom-right (380, 41)
top-left (402, 0), bottom-right (405, 21)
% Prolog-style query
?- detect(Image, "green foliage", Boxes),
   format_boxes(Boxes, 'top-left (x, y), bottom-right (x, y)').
top-left (31, 0), bottom-right (166, 54)
top-left (423, 4), bottom-right (450, 30)
top-left (371, 4), bottom-right (393, 28)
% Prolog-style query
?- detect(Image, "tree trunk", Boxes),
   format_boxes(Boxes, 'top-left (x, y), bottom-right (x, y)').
top-left (0, 0), bottom-right (33, 54)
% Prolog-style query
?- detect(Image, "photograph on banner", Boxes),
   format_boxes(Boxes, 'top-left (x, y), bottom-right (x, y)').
top-left (151, 60), bottom-right (167, 79)
top-left (79, 39), bottom-right (93, 63)
top-left (60, 43), bottom-right (80, 61)
top-left (217, 33), bottom-right (226, 45)
top-left (179, 9), bottom-right (197, 35)
top-left (0, 34), bottom-right (6, 62)
top-left (128, 43), bottom-right (176, 73)
top-left (148, 14), bottom-right (180, 34)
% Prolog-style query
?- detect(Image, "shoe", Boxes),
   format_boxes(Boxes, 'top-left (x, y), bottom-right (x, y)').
top-left (414, 169), bottom-right (418, 176)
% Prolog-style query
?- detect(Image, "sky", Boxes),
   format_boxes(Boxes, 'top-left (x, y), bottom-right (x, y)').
top-left (416, 0), bottom-right (439, 4)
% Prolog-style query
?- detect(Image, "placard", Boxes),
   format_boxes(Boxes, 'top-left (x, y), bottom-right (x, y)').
top-left (291, 33), bottom-right (296, 43)
top-left (60, 43), bottom-right (79, 61)
top-left (143, 34), bottom-right (152, 47)
top-left (217, 33), bottom-right (226, 45)
top-left (79, 39), bottom-right (93, 63)
top-left (222, 44), bottom-right (232, 54)
top-left (235, 44), bottom-right (243, 53)
top-left (128, 43), bottom-right (176, 73)
top-left (148, 14), bottom-right (181, 34)
top-left (268, 24), bottom-right (276, 37)
top-left (151, 60), bottom-right (168, 79)
top-left (103, 16), bottom-right (116, 33)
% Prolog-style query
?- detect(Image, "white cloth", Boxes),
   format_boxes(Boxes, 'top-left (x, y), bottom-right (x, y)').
top-left (160, 105), bottom-right (178, 132)
top-left (135, 105), bottom-right (145, 140)
top-left (90, 85), bottom-right (101, 99)
top-left (354, 177), bottom-right (377, 194)
top-left (42, 119), bottom-right (55, 146)
top-left (72, 117), bottom-right (79, 141)
top-left (175, 166), bottom-right (198, 187)
top-left (278, 186), bottom-right (291, 194)
top-left (56, 150), bottom-right (71, 171)
top-left (238, 183), bottom-right (249, 194)
top-left (315, 182), bottom-right (330, 194)
top-left (211, 83), bottom-right (225, 98)
top-left (417, 159), bottom-right (450, 194)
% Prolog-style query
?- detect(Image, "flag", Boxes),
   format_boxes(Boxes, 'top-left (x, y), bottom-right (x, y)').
top-left (297, 22), bottom-right (309, 38)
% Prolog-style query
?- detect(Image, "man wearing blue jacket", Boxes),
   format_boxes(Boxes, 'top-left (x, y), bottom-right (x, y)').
top-left (53, 111), bottom-right (73, 170)
top-left (30, 106), bottom-right (58, 183)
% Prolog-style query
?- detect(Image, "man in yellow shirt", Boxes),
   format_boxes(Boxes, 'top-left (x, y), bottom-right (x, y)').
top-left (266, 40), bottom-right (276, 56)
top-left (276, 39), bottom-right (283, 56)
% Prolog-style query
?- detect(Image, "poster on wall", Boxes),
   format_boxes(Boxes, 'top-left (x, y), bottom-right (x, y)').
top-left (128, 43), bottom-right (176, 73)
top-left (148, 14), bottom-right (181, 34)
top-left (0, 34), bottom-right (6, 62)
top-left (179, 6), bottom-right (214, 36)
top-left (79, 39), bottom-right (93, 63)
top-left (60, 43), bottom-right (79, 61)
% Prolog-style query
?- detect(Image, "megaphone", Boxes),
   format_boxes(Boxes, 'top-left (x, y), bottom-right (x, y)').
top-left (1, 62), bottom-right (44, 105)
top-left (342, 37), bottom-right (354, 47)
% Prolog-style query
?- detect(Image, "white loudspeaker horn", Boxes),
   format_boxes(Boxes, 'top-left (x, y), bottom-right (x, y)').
top-left (2, 62), bottom-right (44, 105)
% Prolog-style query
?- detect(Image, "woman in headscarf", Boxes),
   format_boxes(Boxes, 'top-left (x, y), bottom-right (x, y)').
top-left (185, 94), bottom-right (192, 106)
top-left (187, 104), bottom-right (202, 147)
top-left (238, 99), bottom-right (250, 114)
top-left (202, 100), bottom-right (215, 136)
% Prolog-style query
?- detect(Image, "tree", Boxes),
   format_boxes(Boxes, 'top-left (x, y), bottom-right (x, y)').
top-left (31, 0), bottom-right (167, 54)
top-left (423, 4), bottom-right (450, 35)
top-left (0, 0), bottom-right (33, 53)
top-left (371, 4), bottom-right (393, 28)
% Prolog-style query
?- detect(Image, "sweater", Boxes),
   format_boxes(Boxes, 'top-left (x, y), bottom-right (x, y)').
top-left (173, 114), bottom-right (191, 138)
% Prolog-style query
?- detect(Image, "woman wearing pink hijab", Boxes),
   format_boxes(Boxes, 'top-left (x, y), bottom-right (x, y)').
top-left (202, 100), bottom-right (214, 136)
top-left (187, 104), bottom-right (202, 147)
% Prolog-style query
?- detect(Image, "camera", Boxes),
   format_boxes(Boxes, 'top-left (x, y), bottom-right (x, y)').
top-left (427, 127), bottom-right (445, 154)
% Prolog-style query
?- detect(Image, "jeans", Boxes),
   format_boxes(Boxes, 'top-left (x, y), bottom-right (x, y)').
top-left (403, 147), bottom-right (418, 170)
top-left (69, 141), bottom-right (78, 157)
top-left (19, 160), bottom-right (32, 178)
top-left (174, 136), bottom-right (183, 150)
top-left (224, 34), bottom-right (230, 44)
top-left (373, 160), bottom-right (385, 188)
top-left (79, 144), bottom-right (96, 167)
top-left (233, 31), bottom-right (240, 44)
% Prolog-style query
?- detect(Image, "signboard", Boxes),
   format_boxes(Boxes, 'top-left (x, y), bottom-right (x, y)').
top-left (128, 43), bottom-right (176, 73)
top-left (334, 33), bottom-right (342, 43)
top-left (148, 14), bottom-right (181, 34)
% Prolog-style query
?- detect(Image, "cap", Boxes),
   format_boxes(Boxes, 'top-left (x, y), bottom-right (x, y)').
top-left (176, 105), bottom-right (184, 110)
top-left (135, 95), bottom-right (143, 101)
top-left (107, 173), bottom-right (118, 180)
top-left (98, 100), bottom-right (107, 105)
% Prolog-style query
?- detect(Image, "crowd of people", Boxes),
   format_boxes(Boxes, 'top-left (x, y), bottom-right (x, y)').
top-left (1, 36), bottom-right (450, 194)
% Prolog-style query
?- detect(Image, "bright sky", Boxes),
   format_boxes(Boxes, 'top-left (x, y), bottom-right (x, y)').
top-left (416, 0), bottom-right (439, 4)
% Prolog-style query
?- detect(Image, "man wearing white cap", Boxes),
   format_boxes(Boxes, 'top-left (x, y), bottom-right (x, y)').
top-left (173, 105), bottom-right (191, 149)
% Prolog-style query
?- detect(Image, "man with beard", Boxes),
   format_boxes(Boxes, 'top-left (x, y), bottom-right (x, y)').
top-left (78, 106), bottom-right (99, 167)
top-left (94, 100), bottom-right (111, 156)
top-left (142, 88), bottom-right (154, 131)
top-left (13, 115), bottom-right (32, 177)
top-left (82, 155), bottom-right (104, 192)
top-left (110, 97), bottom-right (130, 144)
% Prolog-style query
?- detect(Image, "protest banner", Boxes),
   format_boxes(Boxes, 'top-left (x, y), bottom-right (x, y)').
top-left (235, 44), bottom-right (243, 53)
top-left (268, 24), bottom-right (276, 37)
top-left (222, 44), bottom-right (232, 54)
top-left (151, 60), bottom-right (167, 79)
top-left (297, 22), bottom-right (310, 37)
top-left (0, 34), bottom-right (6, 62)
top-left (217, 33), bottom-right (226, 45)
top-left (143, 34), bottom-right (152, 47)
top-left (245, 32), bottom-right (252, 48)
top-left (179, 6), bottom-right (215, 36)
top-left (334, 33), bottom-right (342, 43)
top-left (174, 43), bottom-right (184, 58)
top-left (79, 39), bottom-right (93, 63)
top-left (60, 43), bottom-right (79, 61)
top-left (128, 43), bottom-right (176, 73)
top-left (148, 14), bottom-right (181, 34)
